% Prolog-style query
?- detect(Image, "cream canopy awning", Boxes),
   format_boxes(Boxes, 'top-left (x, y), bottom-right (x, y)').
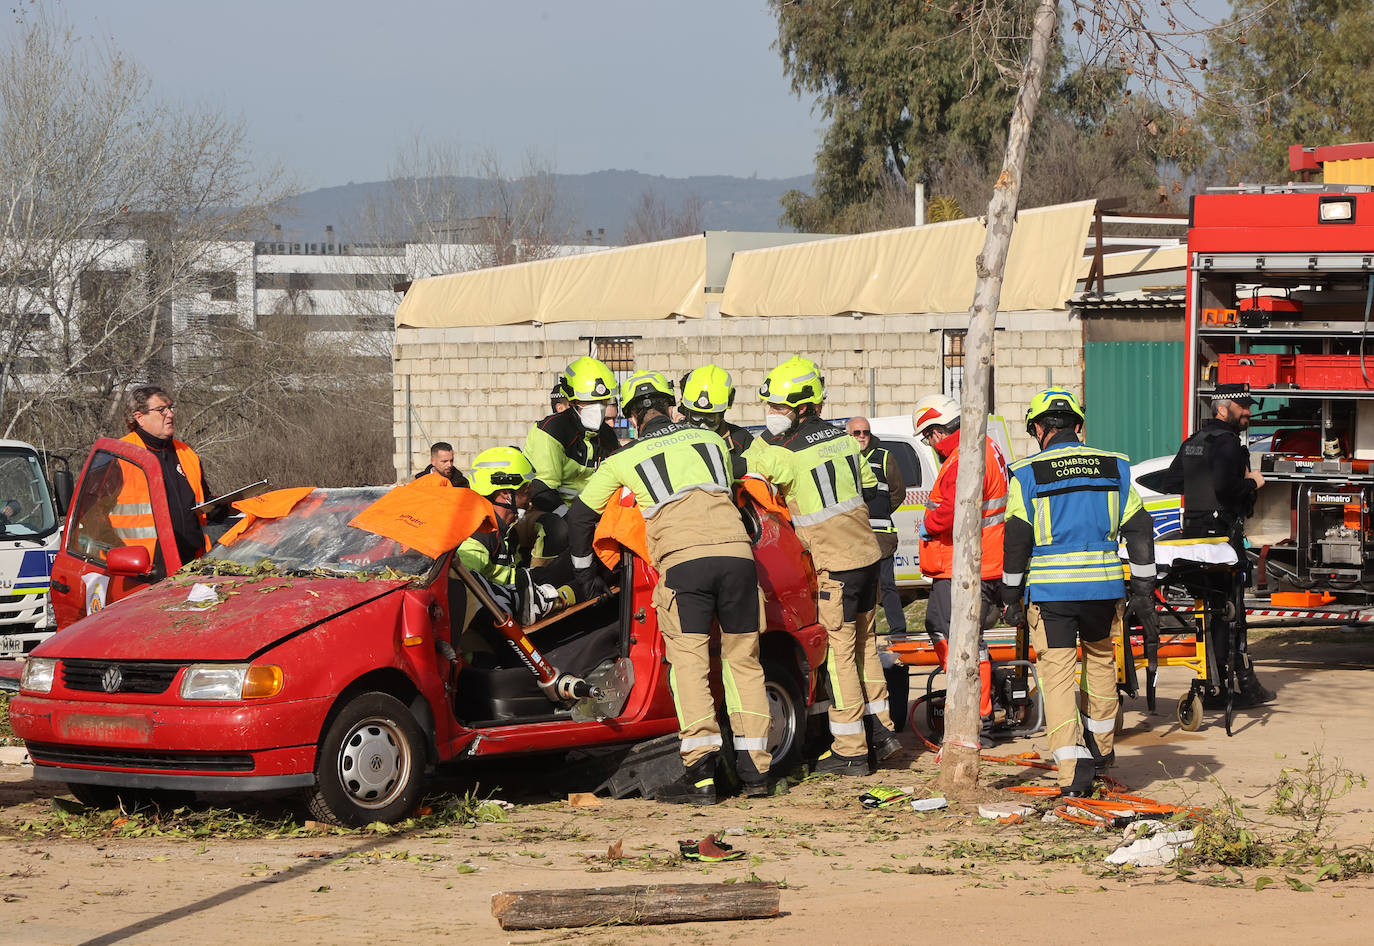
top-left (720, 201), bottom-right (1097, 317)
top-left (395, 235), bottom-right (707, 328)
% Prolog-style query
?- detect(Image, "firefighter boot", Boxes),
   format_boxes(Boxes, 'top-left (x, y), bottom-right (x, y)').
top-left (814, 749), bottom-right (873, 777)
top-left (869, 720), bottom-right (902, 763)
top-left (654, 755), bottom-right (718, 806)
top-left (1235, 654), bottom-right (1275, 707)
top-left (1083, 729), bottom-right (1115, 774)
top-left (1059, 755), bottom-right (1097, 798)
top-left (516, 570), bottom-right (571, 626)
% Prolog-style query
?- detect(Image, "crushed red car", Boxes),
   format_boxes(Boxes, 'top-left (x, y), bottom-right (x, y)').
top-left (10, 445), bottom-right (828, 826)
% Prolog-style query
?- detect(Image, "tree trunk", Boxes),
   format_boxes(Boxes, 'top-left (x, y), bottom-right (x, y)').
top-left (938, 0), bottom-right (1061, 792)
top-left (490, 882), bottom-right (782, 930)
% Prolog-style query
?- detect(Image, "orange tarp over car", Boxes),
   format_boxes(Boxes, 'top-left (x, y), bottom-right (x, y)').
top-left (350, 477), bottom-right (498, 559)
top-left (218, 487), bottom-right (319, 546)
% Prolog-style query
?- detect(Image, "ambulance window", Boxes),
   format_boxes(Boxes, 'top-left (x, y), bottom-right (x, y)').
top-left (65, 451), bottom-right (143, 564)
top-left (886, 441), bottom-right (921, 488)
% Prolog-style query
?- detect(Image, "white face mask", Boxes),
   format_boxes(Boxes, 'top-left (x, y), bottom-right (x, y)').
top-left (765, 412), bottom-right (793, 436)
top-left (577, 403), bottom-right (606, 431)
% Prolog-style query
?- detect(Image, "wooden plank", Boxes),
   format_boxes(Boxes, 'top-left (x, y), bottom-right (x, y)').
top-left (491, 881), bottom-right (781, 930)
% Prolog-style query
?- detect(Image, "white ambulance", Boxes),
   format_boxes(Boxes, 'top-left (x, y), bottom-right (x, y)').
top-left (0, 440), bottom-right (70, 658)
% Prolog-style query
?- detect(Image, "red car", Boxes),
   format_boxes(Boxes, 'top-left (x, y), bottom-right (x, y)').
top-left (11, 443), bottom-right (827, 826)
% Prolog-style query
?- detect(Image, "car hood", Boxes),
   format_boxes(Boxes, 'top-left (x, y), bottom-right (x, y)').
top-left (36, 574), bottom-right (411, 662)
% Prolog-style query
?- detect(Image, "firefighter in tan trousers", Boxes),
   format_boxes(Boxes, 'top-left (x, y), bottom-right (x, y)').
top-left (567, 370), bottom-right (778, 804)
top-left (744, 356), bottom-right (900, 775)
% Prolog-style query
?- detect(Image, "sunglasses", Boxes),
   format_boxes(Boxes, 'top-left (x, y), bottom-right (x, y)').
top-left (851, 428), bottom-right (871, 436)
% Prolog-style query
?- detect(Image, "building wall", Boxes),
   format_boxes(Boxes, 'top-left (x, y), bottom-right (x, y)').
top-left (391, 308), bottom-right (1084, 478)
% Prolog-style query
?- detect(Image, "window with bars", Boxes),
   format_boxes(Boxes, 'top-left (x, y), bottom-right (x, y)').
top-left (589, 337), bottom-right (638, 435)
top-left (942, 329), bottom-right (993, 411)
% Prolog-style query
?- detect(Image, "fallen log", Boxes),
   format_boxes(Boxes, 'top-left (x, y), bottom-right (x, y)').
top-left (490, 881), bottom-right (781, 930)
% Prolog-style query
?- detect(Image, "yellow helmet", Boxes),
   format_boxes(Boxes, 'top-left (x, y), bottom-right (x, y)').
top-left (760, 356), bottom-right (825, 407)
top-left (560, 356), bottom-right (617, 403)
top-left (469, 446), bottom-right (534, 496)
top-left (619, 370), bottom-right (674, 411)
top-left (679, 364), bottom-right (735, 415)
top-left (1025, 388), bottom-right (1085, 434)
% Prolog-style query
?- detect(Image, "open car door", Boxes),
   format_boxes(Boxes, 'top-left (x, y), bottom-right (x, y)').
top-left (48, 438), bottom-right (180, 630)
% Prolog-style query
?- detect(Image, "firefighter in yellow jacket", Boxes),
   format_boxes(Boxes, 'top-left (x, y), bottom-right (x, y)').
top-left (744, 356), bottom-right (900, 775)
top-left (566, 370), bottom-right (777, 804)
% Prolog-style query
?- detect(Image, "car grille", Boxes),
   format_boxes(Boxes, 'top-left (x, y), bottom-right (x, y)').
top-left (61, 660), bottom-right (181, 695)
top-left (26, 743), bottom-right (255, 772)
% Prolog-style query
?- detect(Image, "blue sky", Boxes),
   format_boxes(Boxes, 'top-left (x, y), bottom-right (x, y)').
top-left (50, 0), bottom-right (825, 189)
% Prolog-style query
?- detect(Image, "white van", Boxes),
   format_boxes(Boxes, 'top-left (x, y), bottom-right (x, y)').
top-left (0, 440), bottom-right (68, 657)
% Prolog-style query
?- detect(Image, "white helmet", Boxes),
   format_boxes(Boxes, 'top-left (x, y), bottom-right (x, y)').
top-left (913, 393), bottom-right (960, 437)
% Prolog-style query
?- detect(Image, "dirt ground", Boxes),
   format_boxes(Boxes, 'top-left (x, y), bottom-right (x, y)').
top-left (3, 628), bottom-right (1374, 945)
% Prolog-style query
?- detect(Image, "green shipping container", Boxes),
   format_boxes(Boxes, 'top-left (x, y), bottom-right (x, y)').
top-left (1084, 341), bottom-right (1184, 466)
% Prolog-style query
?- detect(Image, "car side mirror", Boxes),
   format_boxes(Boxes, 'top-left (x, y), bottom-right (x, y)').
top-left (107, 545), bottom-right (152, 578)
top-left (52, 469), bottom-right (74, 517)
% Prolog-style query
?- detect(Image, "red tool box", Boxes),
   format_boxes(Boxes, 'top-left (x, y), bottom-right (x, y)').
top-left (1217, 353), bottom-right (1296, 387)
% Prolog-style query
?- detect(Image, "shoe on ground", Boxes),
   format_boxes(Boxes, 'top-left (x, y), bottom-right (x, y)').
top-left (743, 776), bottom-right (790, 798)
top-left (1094, 749), bottom-right (1116, 774)
top-left (1237, 673), bottom-right (1275, 706)
top-left (654, 758), bottom-right (718, 806)
top-left (1059, 757), bottom-right (1096, 798)
top-left (871, 722), bottom-right (902, 762)
top-left (814, 750), bottom-right (873, 777)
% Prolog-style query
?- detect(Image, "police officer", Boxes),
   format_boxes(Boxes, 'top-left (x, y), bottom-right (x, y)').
top-left (456, 447), bottom-right (572, 626)
top-left (1001, 389), bottom-right (1155, 795)
top-left (745, 356), bottom-right (899, 775)
top-left (566, 370), bottom-right (777, 804)
top-left (523, 356), bottom-right (621, 561)
top-left (679, 364), bottom-right (754, 466)
top-left (1159, 382), bottom-right (1273, 705)
top-left (911, 393), bottom-right (1008, 731)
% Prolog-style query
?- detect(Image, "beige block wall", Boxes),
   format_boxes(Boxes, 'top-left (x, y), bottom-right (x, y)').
top-left (391, 309), bottom-right (1084, 477)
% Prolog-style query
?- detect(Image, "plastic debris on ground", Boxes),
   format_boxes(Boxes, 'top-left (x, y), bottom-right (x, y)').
top-left (910, 796), bottom-right (948, 812)
top-left (978, 802), bottom-right (1035, 821)
top-left (1104, 819), bottom-right (1196, 867)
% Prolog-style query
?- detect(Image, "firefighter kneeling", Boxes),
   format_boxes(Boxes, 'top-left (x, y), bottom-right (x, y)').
top-left (566, 370), bottom-right (778, 804)
top-left (1001, 390), bottom-right (1155, 796)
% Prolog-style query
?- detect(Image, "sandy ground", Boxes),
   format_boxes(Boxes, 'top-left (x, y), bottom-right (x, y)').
top-left (3, 628), bottom-right (1374, 945)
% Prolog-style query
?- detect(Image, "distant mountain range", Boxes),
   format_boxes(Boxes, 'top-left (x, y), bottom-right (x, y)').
top-left (270, 170), bottom-right (813, 245)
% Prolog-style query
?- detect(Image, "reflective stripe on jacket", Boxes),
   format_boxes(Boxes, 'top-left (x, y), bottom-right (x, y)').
top-left (113, 433), bottom-right (208, 561)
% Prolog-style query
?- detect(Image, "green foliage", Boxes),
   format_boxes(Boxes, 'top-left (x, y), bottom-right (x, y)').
top-left (1201, 0), bottom-right (1374, 182)
top-left (0, 691), bottom-right (12, 741)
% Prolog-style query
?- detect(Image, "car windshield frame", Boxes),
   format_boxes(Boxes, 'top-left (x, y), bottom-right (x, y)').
top-left (189, 487), bottom-right (438, 579)
top-left (0, 446), bottom-right (59, 540)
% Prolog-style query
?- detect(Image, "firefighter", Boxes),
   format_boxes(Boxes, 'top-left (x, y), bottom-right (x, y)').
top-left (1158, 382), bottom-right (1273, 705)
top-left (523, 356), bottom-right (621, 561)
top-left (911, 393), bottom-right (1007, 734)
top-left (456, 447), bottom-right (572, 626)
top-left (744, 356), bottom-right (899, 775)
top-left (115, 384), bottom-right (220, 572)
top-left (679, 364), bottom-right (754, 466)
top-left (566, 370), bottom-right (777, 803)
top-left (1001, 389), bottom-right (1155, 795)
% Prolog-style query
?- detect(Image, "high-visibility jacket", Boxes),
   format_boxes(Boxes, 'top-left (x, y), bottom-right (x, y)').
top-left (112, 433), bottom-right (208, 562)
top-left (457, 520), bottom-right (520, 585)
top-left (860, 441), bottom-right (905, 535)
top-left (1004, 438), bottom-right (1144, 602)
top-left (918, 433), bottom-right (1007, 580)
top-left (744, 417), bottom-right (880, 572)
top-left (524, 408), bottom-right (620, 504)
top-left (573, 416), bottom-right (747, 569)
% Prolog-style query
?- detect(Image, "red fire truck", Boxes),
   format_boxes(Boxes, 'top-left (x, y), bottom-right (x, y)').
top-left (1180, 185), bottom-right (1374, 623)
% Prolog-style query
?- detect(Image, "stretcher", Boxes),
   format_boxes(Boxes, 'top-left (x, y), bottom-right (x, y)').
top-left (883, 535), bottom-right (1242, 740)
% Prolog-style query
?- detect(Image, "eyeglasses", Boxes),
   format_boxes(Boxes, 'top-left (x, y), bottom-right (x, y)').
top-left (851, 428), bottom-right (871, 436)
top-left (142, 403), bottom-right (174, 416)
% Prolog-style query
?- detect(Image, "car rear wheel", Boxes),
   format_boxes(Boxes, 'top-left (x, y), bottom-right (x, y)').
top-left (762, 656), bottom-right (806, 775)
top-left (307, 692), bottom-right (426, 827)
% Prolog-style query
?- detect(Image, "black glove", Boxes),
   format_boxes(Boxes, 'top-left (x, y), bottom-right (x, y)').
top-left (1127, 576), bottom-right (1156, 623)
top-left (574, 565), bottom-right (608, 602)
top-left (529, 481), bottom-right (565, 513)
top-left (1000, 583), bottom-right (1025, 628)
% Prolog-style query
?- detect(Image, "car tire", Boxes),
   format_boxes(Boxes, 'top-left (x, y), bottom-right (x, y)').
top-left (307, 692), bottom-right (426, 827)
top-left (761, 656), bottom-right (806, 775)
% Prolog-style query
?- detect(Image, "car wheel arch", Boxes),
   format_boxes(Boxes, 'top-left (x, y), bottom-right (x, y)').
top-left (322, 668), bottom-right (438, 768)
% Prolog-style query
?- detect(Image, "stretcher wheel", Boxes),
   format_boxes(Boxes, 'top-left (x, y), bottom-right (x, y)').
top-left (1177, 692), bottom-right (1203, 732)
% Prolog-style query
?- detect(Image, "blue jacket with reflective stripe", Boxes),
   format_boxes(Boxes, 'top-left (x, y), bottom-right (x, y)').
top-left (1006, 439), bottom-right (1142, 602)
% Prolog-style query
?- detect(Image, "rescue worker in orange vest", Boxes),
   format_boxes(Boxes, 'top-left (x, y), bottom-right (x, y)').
top-left (912, 393), bottom-right (1008, 736)
top-left (114, 385), bottom-right (219, 573)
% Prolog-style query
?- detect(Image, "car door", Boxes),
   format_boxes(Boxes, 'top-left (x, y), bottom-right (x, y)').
top-left (49, 438), bottom-right (179, 629)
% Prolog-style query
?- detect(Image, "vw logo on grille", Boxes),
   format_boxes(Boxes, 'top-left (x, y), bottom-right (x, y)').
top-left (369, 755), bottom-right (384, 772)
top-left (101, 666), bottom-right (123, 693)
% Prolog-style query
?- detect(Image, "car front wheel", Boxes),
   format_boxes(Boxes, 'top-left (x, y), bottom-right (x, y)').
top-left (307, 692), bottom-right (426, 827)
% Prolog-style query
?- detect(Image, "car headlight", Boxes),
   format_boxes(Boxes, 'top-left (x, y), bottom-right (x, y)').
top-left (20, 657), bottom-right (57, 694)
top-left (180, 664), bottom-right (283, 700)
